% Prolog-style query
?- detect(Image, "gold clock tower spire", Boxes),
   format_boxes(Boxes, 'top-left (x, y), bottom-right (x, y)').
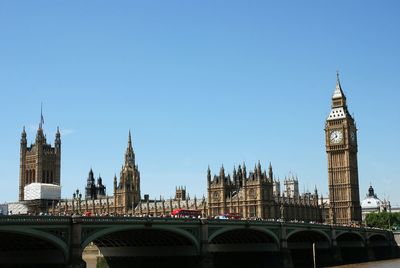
top-left (325, 73), bottom-right (361, 224)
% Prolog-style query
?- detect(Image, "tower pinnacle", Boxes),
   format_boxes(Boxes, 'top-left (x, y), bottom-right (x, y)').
top-left (125, 130), bottom-right (135, 166)
top-left (333, 71), bottom-right (345, 100)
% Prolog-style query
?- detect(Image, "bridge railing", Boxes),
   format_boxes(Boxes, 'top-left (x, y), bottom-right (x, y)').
top-left (0, 215), bottom-right (71, 224)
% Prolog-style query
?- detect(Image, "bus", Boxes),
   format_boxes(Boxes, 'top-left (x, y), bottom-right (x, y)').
top-left (171, 209), bottom-right (201, 218)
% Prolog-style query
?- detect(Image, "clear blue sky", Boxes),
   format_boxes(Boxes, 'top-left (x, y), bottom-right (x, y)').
top-left (0, 1), bottom-right (399, 205)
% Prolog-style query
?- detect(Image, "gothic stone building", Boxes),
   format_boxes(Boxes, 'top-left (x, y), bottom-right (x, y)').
top-left (54, 131), bottom-right (207, 217)
top-left (112, 131), bottom-right (141, 215)
top-left (52, 74), bottom-right (361, 225)
top-left (19, 124), bottom-right (61, 201)
top-left (207, 162), bottom-right (322, 222)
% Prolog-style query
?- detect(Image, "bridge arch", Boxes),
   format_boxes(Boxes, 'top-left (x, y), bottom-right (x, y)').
top-left (286, 229), bottom-right (332, 268)
top-left (0, 227), bottom-right (68, 267)
top-left (208, 226), bottom-right (280, 247)
top-left (368, 233), bottom-right (387, 241)
top-left (0, 226), bottom-right (68, 256)
top-left (82, 225), bottom-right (200, 251)
top-left (208, 226), bottom-right (281, 267)
top-left (336, 231), bottom-right (367, 263)
top-left (286, 228), bottom-right (331, 245)
top-left (82, 225), bottom-right (201, 267)
top-left (336, 231), bottom-right (365, 245)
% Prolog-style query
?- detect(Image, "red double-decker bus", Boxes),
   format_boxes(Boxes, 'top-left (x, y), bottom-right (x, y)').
top-left (171, 209), bottom-right (201, 218)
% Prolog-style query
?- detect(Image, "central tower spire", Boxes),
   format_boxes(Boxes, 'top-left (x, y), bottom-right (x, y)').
top-left (124, 130), bottom-right (135, 167)
top-left (331, 71), bottom-right (347, 108)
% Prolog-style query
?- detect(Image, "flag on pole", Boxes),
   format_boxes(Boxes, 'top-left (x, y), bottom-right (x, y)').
top-left (40, 103), bottom-right (44, 128)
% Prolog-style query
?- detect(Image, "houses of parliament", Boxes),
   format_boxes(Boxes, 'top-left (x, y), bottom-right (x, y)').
top-left (16, 74), bottom-right (362, 225)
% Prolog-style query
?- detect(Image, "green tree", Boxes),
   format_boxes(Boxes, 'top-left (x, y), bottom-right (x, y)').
top-left (365, 212), bottom-right (400, 230)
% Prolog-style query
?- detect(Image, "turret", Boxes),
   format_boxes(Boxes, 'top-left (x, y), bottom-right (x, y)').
top-left (113, 174), bottom-right (118, 191)
top-left (232, 166), bottom-right (238, 184)
top-left (19, 127), bottom-right (27, 201)
top-left (21, 126), bottom-right (27, 146)
top-left (55, 126), bottom-right (61, 152)
top-left (256, 160), bottom-right (262, 179)
top-left (207, 166), bottom-right (211, 184)
top-left (268, 162), bottom-right (273, 181)
top-left (35, 127), bottom-right (46, 144)
top-left (219, 165), bottom-right (225, 184)
top-left (85, 168), bottom-right (96, 199)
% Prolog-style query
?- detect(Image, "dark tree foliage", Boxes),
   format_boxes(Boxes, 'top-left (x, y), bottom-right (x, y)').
top-left (365, 212), bottom-right (400, 229)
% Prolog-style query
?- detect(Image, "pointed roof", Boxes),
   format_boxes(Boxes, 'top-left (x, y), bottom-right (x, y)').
top-left (124, 130), bottom-right (135, 167)
top-left (128, 129), bottom-right (132, 147)
top-left (327, 72), bottom-right (349, 120)
top-left (332, 71), bottom-right (346, 100)
top-left (126, 130), bottom-right (134, 155)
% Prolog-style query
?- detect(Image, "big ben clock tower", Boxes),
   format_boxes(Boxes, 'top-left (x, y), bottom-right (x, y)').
top-left (325, 73), bottom-right (361, 224)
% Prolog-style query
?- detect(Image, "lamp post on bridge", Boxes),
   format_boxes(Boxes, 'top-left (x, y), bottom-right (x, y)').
top-left (72, 189), bottom-right (82, 215)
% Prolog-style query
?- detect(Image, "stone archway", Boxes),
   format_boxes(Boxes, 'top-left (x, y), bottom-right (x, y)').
top-left (208, 228), bottom-right (280, 268)
top-left (0, 230), bottom-right (67, 267)
top-left (336, 232), bottom-right (366, 264)
top-left (287, 230), bottom-right (331, 268)
top-left (83, 227), bottom-right (199, 268)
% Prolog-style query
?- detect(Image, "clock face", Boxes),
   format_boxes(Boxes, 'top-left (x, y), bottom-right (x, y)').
top-left (350, 130), bottom-right (356, 143)
top-left (330, 130), bottom-right (343, 144)
top-left (213, 192), bottom-right (220, 201)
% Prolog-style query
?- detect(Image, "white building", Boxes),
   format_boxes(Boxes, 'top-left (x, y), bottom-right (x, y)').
top-left (361, 185), bottom-right (390, 221)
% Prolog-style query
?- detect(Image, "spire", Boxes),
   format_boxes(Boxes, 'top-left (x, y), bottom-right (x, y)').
top-left (55, 126), bottom-right (61, 147)
top-left (128, 129), bottom-right (132, 147)
top-left (88, 168), bottom-right (95, 183)
top-left (207, 165), bottom-right (211, 183)
top-left (268, 162), bottom-right (273, 180)
top-left (220, 164), bottom-right (225, 176)
top-left (333, 71), bottom-right (344, 98)
top-left (242, 162), bottom-right (247, 178)
top-left (113, 174), bottom-right (118, 190)
top-left (21, 126), bottom-right (27, 143)
top-left (331, 71), bottom-right (347, 108)
top-left (125, 130), bottom-right (135, 166)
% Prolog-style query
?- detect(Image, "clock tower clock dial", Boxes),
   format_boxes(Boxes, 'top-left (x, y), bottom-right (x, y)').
top-left (325, 73), bottom-right (361, 224)
top-left (330, 129), bottom-right (343, 144)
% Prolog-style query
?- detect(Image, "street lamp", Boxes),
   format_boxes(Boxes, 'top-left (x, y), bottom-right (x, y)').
top-left (73, 189), bottom-right (82, 215)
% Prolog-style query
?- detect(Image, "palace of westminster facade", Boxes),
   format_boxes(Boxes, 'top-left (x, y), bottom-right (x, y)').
top-left (17, 75), bottom-right (362, 224)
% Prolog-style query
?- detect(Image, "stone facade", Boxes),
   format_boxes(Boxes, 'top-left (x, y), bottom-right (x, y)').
top-left (48, 75), bottom-right (363, 224)
top-left (112, 131), bottom-right (141, 215)
top-left (53, 131), bottom-right (208, 217)
top-left (325, 73), bottom-right (362, 224)
top-left (207, 162), bottom-right (322, 222)
top-left (19, 122), bottom-right (61, 201)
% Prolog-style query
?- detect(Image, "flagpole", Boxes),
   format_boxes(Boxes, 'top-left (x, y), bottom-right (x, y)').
top-left (40, 102), bottom-right (44, 129)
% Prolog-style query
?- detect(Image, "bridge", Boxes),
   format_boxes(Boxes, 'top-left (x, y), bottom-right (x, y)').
top-left (0, 216), bottom-right (398, 268)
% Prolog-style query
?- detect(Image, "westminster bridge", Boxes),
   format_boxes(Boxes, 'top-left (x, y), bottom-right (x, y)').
top-left (0, 216), bottom-right (398, 268)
